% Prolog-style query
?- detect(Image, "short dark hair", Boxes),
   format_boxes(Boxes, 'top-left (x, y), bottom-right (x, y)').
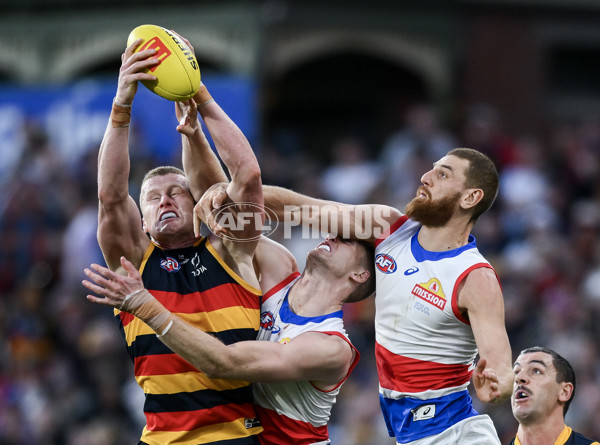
top-left (447, 148), bottom-right (499, 223)
top-left (520, 346), bottom-right (576, 416)
top-left (139, 166), bottom-right (189, 204)
top-left (344, 240), bottom-right (376, 303)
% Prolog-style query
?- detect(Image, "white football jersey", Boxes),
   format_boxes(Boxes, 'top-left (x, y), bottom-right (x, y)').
top-left (253, 273), bottom-right (359, 445)
top-left (374, 216), bottom-right (499, 443)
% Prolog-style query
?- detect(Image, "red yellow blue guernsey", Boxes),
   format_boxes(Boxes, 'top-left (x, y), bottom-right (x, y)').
top-left (375, 216), bottom-right (498, 443)
top-left (253, 273), bottom-right (360, 445)
top-left (115, 237), bottom-right (262, 445)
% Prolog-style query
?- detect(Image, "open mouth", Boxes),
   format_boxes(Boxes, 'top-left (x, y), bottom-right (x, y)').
top-left (514, 388), bottom-right (530, 400)
top-left (317, 243), bottom-right (331, 252)
top-left (160, 211), bottom-right (177, 221)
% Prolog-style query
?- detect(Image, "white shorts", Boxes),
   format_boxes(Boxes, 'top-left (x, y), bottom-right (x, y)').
top-left (397, 415), bottom-right (501, 445)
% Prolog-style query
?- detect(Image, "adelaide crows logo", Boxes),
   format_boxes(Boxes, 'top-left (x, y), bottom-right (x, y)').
top-left (260, 311), bottom-right (280, 334)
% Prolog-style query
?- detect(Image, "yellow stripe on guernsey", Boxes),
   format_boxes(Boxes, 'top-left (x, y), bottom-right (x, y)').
top-left (122, 309), bottom-right (260, 346)
top-left (141, 418), bottom-right (262, 445)
top-left (136, 371), bottom-right (249, 394)
top-left (205, 239), bottom-right (261, 295)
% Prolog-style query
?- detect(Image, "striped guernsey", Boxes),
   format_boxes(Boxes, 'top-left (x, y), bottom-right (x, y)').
top-left (115, 237), bottom-right (262, 445)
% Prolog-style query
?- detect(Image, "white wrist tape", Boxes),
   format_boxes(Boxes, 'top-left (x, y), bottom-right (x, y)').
top-left (120, 288), bottom-right (145, 311)
top-left (156, 320), bottom-right (174, 338)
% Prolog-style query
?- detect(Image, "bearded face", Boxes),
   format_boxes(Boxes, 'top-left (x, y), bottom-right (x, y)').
top-left (405, 187), bottom-right (462, 227)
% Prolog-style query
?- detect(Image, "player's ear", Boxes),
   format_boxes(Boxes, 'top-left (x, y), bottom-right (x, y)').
top-left (142, 218), bottom-right (149, 234)
top-left (462, 188), bottom-right (483, 210)
top-left (351, 269), bottom-right (370, 285)
top-left (558, 382), bottom-right (574, 404)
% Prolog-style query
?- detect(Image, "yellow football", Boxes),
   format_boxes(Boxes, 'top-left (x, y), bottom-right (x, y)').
top-left (127, 24), bottom-right (200, 101)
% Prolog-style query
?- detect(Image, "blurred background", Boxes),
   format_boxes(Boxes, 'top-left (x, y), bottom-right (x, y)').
top-left (1, 0), bottom-right (600, 443)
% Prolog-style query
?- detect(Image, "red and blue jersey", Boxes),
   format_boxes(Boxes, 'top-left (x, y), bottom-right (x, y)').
top-left (253, 273), bottom-right (360, 445)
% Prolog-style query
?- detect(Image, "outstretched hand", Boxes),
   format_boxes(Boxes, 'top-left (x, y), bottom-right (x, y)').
top-left (472, 357), bottom-right (503, 403)
top-left (115, 39), bottom-right (159, 106)
top-left (83, 256), bottom-right (147, 313)
top-left (83, 257), bottom-right (171, 332)
top-left (175, 98), bottom-right (200, 136)
top-left (193, 182), bottom-right (231, 238)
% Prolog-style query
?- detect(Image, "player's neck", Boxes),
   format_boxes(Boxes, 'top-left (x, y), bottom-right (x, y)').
top-left (151, 232), bottom-right (196, 250)
top-left (418, 220), bottom-right (473, 251)
top-left (289, 274), bottom-right (344, 317)
top-left (516, 419), bottom-right (566, 445)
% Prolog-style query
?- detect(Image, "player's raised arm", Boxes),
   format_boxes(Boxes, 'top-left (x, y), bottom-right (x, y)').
top-left (172, 32), bottom-right (229, 201)
top-left (176, 94), bottom-right (228, 203)
top-left (97, 39), bottom-right (158, 272)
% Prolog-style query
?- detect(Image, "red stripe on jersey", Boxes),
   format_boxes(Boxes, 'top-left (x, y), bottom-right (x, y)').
top-left (256, 405), bottom-right (328, 445)
top-left (119, 311), bottom-right (135, 327)
top-left (146, 403), bottom-right (256, 431)
top-left (151, 283), bottom-right (259, 314)
top-left (135, 353), bottom-right (196, 376)
top-left (375, 215), bottom-right (409, 247)
top-left (451, 263), bottom-right (496, 325)
top-left (375, 342), bottom-right (472, 393)
top-left (310, 331), bottom-right (360, 392)
top-left (263, 272), bottom-right (301, 302)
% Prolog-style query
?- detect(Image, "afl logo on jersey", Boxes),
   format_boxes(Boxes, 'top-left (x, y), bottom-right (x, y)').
top-left (160, 257), bottom-right (181, 272)
top-left (375, 253), bottom-right (397, 274)
top-left (260, 311), bottom-right (280, 333)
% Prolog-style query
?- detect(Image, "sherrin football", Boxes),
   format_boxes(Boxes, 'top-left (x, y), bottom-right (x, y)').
top-left (127, 24), bottom-right (200, 101)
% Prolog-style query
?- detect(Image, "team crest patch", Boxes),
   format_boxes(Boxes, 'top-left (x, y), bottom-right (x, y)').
top-left (412, 278), bottom-right (447, 310)
top-left (375, 253), bottom-right (397, 274)
top-left (260, 311), bottom-right (280, 333)
top-left (160, 257), bottom-right (181, 272)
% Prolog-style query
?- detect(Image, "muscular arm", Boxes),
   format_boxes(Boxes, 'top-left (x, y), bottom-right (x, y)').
top-left (263, 185), bottom-right (401, 243)
top-left (83, 258), bottom-right (353, 386)
top-left (161, 320), bottom-right (354, 385)
top-left (177, 94), bottom-right (228, 202)
top-left (182, 88), bottom-right (263, 285)
top-left (97, 41), bottom-right (158, 272)
top-left (459, 267), bottom-right (513, 403)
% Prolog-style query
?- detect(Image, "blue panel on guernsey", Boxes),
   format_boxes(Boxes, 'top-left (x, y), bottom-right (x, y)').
top-left (379, 389), bottom-right (478, 443)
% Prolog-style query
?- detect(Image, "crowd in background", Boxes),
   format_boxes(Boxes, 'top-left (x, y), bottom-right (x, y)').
top-left (1, 98), bottom-right (600, 444)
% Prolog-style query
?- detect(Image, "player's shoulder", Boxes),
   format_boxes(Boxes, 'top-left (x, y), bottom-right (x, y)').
top-left (254, 236), bottom-right (298, 292)
top-left (570, 430), bottom-right (600, 445)
top-left (256, 236), bottom-right (296, 265)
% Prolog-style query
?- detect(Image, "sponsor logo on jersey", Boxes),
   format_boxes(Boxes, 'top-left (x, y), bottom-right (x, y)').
top-left (160, 257), bottom-right (180, 272)
top-left (190, 252), bottom-right (207, 276)
top-left (279, 337), bottom-right (291, 345)
top-left (375, 253), bottom-right (397, 274)
top-left (139, 37), bottom-right (172, 72)
top-left (244, 417), bottom-right (261, 429)
top-left (404, 266), bottom-right (419, 276)
top-left (412, 404), bottom-right (436, 421)
top-left (411, 278), bottom-right (446, 310)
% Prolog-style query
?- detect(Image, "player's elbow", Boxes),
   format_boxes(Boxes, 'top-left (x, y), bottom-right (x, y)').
top-left (235, 166), bottom-right (263, 199)
top-left (97, 184), bottom-right (128, 208)
top-left (201, 356), bottom-right (239, 380)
